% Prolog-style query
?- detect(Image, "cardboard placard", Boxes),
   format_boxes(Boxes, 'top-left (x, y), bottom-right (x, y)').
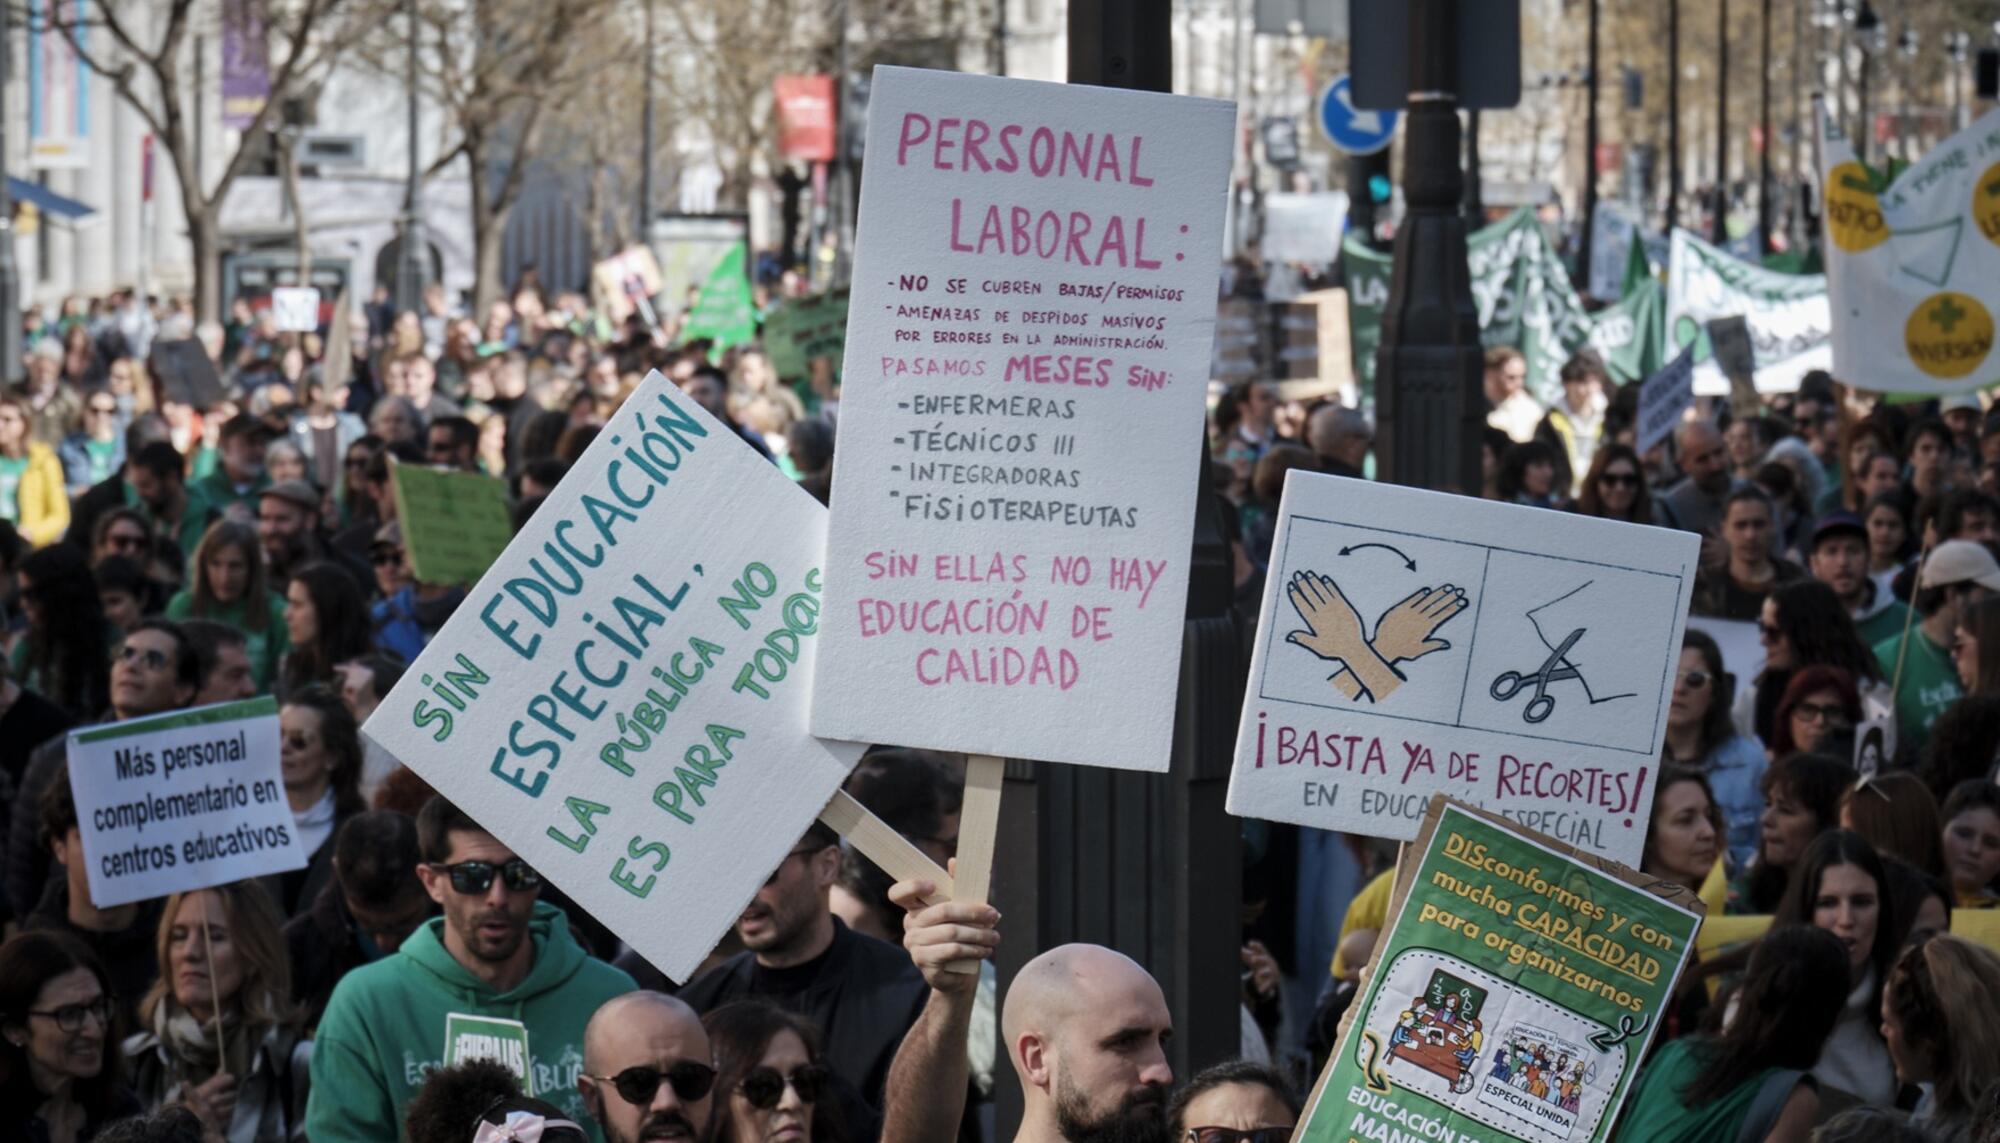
top-left (809, 66), bottom-right (1235, 770)
top-left (363, 371), bottom-right (863, 983)
top-left (1633, 346), bottom-right (1695, 456)
top-left (1705, 315), bottom-right (1759, 417)
top-left (67, 698), bottom-right (305, 908)
top-left (593, 244), bottom-right (665, 326)
top-left (270, 286), bottom-right (321, 333)
top-left (149, 338), bottom-right (226, 409)
top-left (1297, 797), bottom-right (1702, 1143)
top-left (390, 459), bottom-right (515, 586)
top-left (763, 289), bottom-right (850, 382)
top-left (1227, 470), bottom-right (1700, 864)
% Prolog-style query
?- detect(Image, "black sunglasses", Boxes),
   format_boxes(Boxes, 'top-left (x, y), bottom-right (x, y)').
top-left (1599, 473), bottom-right (1639, 488)
top-left (591, 1062), bottom-right (718, 1106)
top-left (1187, 1130), bottom-right (1291, 1143)
top-left (430, 859), bottom-right (540, 895)
top-left (739, 1064), bottom-right (828, 1110)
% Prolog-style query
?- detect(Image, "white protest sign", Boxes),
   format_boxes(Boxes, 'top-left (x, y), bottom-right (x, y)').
top-left (363, 370), bottom-right (862, 983)
top-left (1635, 346), bottom-right (1696, 455)
top-left (1587, 201), bottom-right (1640, 301)
top-left (1666, 228), bottom-right (1830, 396)
top-left (67, 697), bottom-right (304, 908)
top-left (1821, 103), bottom-right (2000, 393)
top-left (1261, 191), bottom-right (1349, 265)
top-left (810, 67), bottom-right (1234, 770)
top-left (1226, 471), bottom-right (1700, 864)
top-left (270, 287), bottom-right (321, 333)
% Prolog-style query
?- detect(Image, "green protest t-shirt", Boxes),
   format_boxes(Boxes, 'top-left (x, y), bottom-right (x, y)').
top-left (1873, 627), bottom-right (1961, 750)
top-left (0, 455), bottom-right (25, 523)
top-left (84, 437), bottom-right (119, 485)
top-left (1853, 598), bottom-right (1912, 650)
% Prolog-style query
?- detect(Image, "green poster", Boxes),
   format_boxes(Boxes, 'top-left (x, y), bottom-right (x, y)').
top-left (678, 241), bottom-right (757, 353)
top-left (1300, 799), bottom-right (1700, 1143)
top-left (1587, 278), bottom-right (1667, 386)
top-left (390, 460), bottom-right (514, 587)
top-left (763, 289), bottom-right (850, 381)
top-left (1344, 211), bottom-right (1663, 401)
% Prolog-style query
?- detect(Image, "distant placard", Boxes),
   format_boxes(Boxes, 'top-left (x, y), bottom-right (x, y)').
top-left (390, 461), bottom-right (515, 586)
top-left (1634, 347), bottom-right (1695, 455)
top-left (270, 286), bottom-right (321, 332)
top-left (764, 290), bottom-right (850, 381)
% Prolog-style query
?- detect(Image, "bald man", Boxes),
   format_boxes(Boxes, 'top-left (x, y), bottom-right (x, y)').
top-left (881, 879), bottom-right (1173, 1143)
top-left (579, 992), bottom-right (714, 1143)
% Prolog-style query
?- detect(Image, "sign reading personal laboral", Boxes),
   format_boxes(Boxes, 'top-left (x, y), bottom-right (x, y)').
top-left (1298, 798), bottom-right (1700, 1143)
top-left (67, 697), bottom-right (304, 908)
top-left (1820, 101), bottom-right (2000, 393)
top-left (1227, 472), bottom-right (1699, 864)
top-left (811, 66), bottom-right (1234, 770)
top-left (364, 370), bottom-right (863, 982)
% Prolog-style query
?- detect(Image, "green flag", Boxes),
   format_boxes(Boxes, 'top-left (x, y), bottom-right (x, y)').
top-left (678, 242), bottom-right (757, 353)
top-left (1620, 227), bottom-right (1651, 297)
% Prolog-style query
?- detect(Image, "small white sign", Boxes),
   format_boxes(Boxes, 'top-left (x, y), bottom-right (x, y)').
top-left (68, 697), bottom-right (306, 908)
top-left (364, 370), bottom-right (862, 983)
top-left (270, 287), bottom-right (322, 333)
top-left (811, 66), bottom-right (1235, 771)
top-left (1226, 471), bottom-right (1701, 864)
top-left (1635, 346), bottom-right (1696, 456)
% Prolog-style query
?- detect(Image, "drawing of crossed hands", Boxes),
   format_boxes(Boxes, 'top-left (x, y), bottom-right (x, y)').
top-left (1285, 571), bottom-right (1469, 702)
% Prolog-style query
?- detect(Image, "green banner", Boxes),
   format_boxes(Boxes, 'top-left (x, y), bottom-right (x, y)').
top-left (1300, 799), bottom-right (1700, 1143)
top-left (763, 289), bottom-right (850, 381)
top-left (390, 461), bottom-right (513, 587)
top-left (1345, 211), bottom-right (1663, 402)
top-left (73, 696), bottom-right (279, 744)
top-left (678, 241), bottom-right (757, 353)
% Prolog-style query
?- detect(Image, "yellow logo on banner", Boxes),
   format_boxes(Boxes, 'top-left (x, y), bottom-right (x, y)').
top-left (1905, 291), bottom-right (1994, 380)
top-left (1975, 161), bottom-right (2000, 248)
top-left (1826, 161), bottom-right (1889, 252)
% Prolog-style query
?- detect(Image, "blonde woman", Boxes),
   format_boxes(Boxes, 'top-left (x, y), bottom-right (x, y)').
top-left (1882, 935), bottom-right (2000, 1142)
top-left (164, 521), bottom-right (290, 690)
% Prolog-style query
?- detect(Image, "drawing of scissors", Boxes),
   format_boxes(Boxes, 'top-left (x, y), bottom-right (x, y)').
top-left (1488, 628), bottom-right (1586, 724)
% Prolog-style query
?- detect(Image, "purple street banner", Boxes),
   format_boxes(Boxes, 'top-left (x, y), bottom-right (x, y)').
top-left (27, 0), bottom-right (89, 170)
top-left (221, 0), bottom-right (271, 131)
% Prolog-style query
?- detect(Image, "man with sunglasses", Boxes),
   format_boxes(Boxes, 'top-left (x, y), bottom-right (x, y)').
top-left (307, 796), bottom-right (635, 1143)
top-left (59, 393), bottom-right (126, 498)
top-left (677, 822), bottom-right (927, 1141)
top-left (4, 618), bottom-right (198, 917)
top-left (1808, 511), bottom-right (1911, 649)
top-left (578, 992), bottom-right (714, 1143)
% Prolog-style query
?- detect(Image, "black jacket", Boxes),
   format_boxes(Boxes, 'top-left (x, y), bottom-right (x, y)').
top-left (283, 880), bottom-right (371, 1033)
top-left (6, 733), bottom-right (72, 917)
top-left (676, 918), bottom-right (926, 1143)
top-left (22, 878), bottom-right (165, 1030)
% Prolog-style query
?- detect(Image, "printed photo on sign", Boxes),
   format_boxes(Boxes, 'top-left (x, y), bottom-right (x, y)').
top-left (1296, 799), bottom-right (1702, 1143)
top-left (364, 370), bottom-right (862, 983)
top-left (1231, 472), bottom-right (1699, 863)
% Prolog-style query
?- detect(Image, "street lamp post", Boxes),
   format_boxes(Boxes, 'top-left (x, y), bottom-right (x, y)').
top-left (1853, 1), bottom-right (1881, 166)
top-left (639, 0), bottom-right (654, 243)
top-left (0, 0), bottom-right (19, 383)
top-left (1712, 0), bottom-right (1729, 245)
top-left (1579, 0), bottom-right (1598, 289)
top-left (1667, 0), bottom-right (1679, 230)
top-left (1757, 0), bottom-right (1771, 255)
top-left (394, 0), bottom-right (430, 315)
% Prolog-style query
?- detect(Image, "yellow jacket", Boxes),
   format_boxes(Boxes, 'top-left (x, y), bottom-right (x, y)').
top-left (8, 441), bottom-right (70, 546)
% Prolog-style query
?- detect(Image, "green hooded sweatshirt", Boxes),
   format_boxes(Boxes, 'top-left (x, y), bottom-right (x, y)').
top-left (303, 902), bottom-right (635, 1143)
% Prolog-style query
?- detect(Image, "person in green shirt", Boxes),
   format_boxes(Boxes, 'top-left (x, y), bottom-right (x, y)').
top-left (1806, 511), bottom-right (1912, 649)
top-left (1614, 925), bottom-right (1849, 1143)
top-left (125, 440), bottom-right (215, 559)
top-left (1873, 539), bottom-right (2000, 753)
top-left (184, 413), bottom-right (270, 527)
top-left (163, 519), bottom-right (289, 690)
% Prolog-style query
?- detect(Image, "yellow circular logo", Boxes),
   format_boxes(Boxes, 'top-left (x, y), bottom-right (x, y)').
top-left (1826, 161), bottom-right (1889, 252)
top-left (1905, 292), bottom-right (1995, 380)
top-left (1975, 161), bottom-right (2000, 249)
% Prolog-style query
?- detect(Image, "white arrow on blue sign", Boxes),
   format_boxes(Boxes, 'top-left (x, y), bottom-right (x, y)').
top-left (1317, 74), bottom-right (1399, 156)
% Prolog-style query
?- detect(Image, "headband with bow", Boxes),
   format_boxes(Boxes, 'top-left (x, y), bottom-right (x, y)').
top-left (471, 1110), bottom-right (583, 1143)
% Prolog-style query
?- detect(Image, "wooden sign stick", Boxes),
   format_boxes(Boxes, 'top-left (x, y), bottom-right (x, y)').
top-left (817, 791), bottom-right (954, 904)
top-left (952, 755), bottom-right (1006, 910)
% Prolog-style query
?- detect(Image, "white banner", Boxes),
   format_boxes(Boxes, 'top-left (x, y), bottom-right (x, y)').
top-left (812, 67), bottom-right (1235, 770)
top-left (364, 371), bottom-right (862, 983)
top-left (1821, 102), bottom-right (2000, 393)
top-left (68, 697), bottom-right (305, 908)
top-left (1666, 228), bottom-right (1831, 396)
top-left (1226, 471), bottom-right (1700, 864)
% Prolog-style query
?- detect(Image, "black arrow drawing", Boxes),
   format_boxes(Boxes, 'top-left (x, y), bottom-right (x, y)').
top-left (1338, 542), bottom-right (1416, 571)
top-left (1589, 1012), bottom-right (1651, 1052)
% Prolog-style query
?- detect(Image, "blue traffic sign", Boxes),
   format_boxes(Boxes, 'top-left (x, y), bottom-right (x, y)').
top-left (1317, 74), bottom-right (1399, 156)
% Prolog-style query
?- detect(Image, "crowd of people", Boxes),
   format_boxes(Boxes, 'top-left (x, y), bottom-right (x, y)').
top-left (2, 267), bottom-right (2000, 1143)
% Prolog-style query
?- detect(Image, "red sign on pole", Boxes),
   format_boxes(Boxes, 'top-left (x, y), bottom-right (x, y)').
top-left (142, 135), bottom-right (155, 202)
top-left (774, 75), bottom-right (837, 162)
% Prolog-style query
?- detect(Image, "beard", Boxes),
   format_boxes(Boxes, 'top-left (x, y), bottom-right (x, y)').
top-left (604, 1109), bottom-right (704, 1143)
top-left (1054, 1067), bottom-right (1168, 1143)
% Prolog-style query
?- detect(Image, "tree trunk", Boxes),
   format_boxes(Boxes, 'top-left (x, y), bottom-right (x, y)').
top-left (465, 134), bottom-right (499, 315)
top-left (190, 207), bottom-right (223, 323)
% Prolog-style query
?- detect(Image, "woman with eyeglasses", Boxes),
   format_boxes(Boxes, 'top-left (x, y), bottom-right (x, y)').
top-left (270, 685), bottom-right (367, 918)
top-left (0, 394), bottom-right (71, 548)
top-left (1771, 830), bottom-right (1898, 1107)
top-left (59, 394), bottom-right (126, 500)
top-left (125, 880), bottom-right (313, 1143)
top-left (1572, 444), bottom-right (1653, 525)
top-left (278, 562), bottom-right (371, 699)
top-left (1747, 582), bottom-right (1885, 749)
top-left (1165, 1060), bottom-right (1298, 1143)
top-left (1769, 666), bottom-right (1862, 761)
top-left (1664, 631), bottom-right (1767, 869)
top-left (703, 1000), bottom-right (844, 1143)
top-left (1728, 752), bottom-right (1856, 915)
top-left (10, 544), bottom-right (110, 719)
top-left (0, 930), bottom-right (138, 1143)
top-left (166, 521), bottom-right (289, 692)
top-left (1881, 934), bottom-right (2000, 1141)
top-left (89, 509), bottom-right (154, 571)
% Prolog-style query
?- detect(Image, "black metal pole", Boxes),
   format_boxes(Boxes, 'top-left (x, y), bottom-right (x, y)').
top-left (0, 0), bottom-right (17, 384)
top-left (1712, 0), bottom-right (1729, 244)
top-left (1857, 48), bottom-right (1870, 165)
top-left (394, 0), bottom-right (429, 314)
top-left (1667, 0), bottom-right (1680, 230)
top-left (639, 0), bottom-right (654, 243)
top-left (1464, 110), bottom-right (1484, 223)
top-left (1758, 0), bottom-right (1771, 254)
top-left (1374, 0), bottom-right (1482, 495)
top-left (1579, 0), bottom-right (1598, 288)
